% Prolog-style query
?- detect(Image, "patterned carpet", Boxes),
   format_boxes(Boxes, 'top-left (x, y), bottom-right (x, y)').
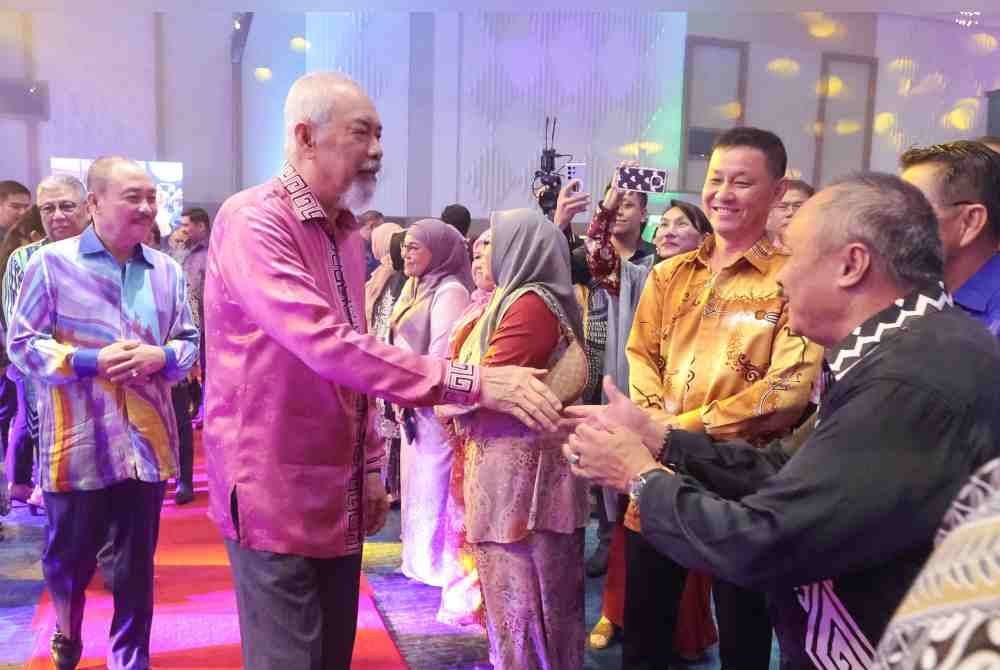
top-left (0, 501), bottom-right (46, 670)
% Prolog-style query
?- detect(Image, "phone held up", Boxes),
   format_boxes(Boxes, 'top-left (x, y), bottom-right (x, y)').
top-left (615, 166), bottom-right (669, 194)
top-left (565, 162), bottom-right (587, 194)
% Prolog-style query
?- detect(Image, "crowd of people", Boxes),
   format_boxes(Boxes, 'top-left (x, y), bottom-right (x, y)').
top-left (0, 69), bottom-right (999, 670)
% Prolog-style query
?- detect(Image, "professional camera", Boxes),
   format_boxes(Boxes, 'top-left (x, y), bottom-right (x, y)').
top-left (532, 117), bottom-right (571, 218)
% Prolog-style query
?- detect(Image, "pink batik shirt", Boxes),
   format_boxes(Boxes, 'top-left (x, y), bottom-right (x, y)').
top-left (203, 163), bottom-right (480, 558)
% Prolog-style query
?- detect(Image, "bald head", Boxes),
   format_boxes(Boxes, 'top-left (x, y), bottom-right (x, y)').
top-left (87, 156), bottom-right (145, 196)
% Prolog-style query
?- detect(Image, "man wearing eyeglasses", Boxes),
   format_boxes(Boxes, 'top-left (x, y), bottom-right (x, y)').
top-left (2, 176), bottom-right (91, 510)
top-left (901, 141), bottom-right (1000, 336)
top-left (766, 179), bottom-right (815, 251)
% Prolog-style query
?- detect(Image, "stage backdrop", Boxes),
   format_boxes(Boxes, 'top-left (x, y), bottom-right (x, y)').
top-left (304, 11), bottom-right (687, 220)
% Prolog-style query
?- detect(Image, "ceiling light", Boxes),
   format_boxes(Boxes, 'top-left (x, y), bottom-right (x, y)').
top-left (956, 11), bottom-right (981, 28)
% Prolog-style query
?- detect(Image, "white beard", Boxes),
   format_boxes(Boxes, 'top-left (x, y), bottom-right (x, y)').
top-left (337, 176), bottom-right (377, 213)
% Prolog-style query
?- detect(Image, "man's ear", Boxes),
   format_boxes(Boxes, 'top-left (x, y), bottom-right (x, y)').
top-left (294, 122), bottom-right (315, 156)
top-left (956, 203), bottom-right (990, 249)
top-left (836, 242), bottom-right (872, 289)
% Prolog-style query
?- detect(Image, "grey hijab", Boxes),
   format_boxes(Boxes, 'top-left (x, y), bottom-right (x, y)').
top-left (477, 208), bottom-right (584, 353)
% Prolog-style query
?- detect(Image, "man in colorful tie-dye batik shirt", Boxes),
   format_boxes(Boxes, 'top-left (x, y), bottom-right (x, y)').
top-left (7, 156), bottom-right (199, 670)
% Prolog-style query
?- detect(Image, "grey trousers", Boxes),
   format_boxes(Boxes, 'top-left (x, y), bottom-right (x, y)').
top-left (224, 539), bottom-right (363, 670)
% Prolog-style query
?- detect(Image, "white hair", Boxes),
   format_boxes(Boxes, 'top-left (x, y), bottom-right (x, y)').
top-left (37, 174), bottom-right (87, 202)
top-left (283, 71), bottom-right (362, 160)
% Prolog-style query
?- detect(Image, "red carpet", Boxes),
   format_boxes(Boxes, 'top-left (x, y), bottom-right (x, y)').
top-left (24, 435), bottom-right (407, 669)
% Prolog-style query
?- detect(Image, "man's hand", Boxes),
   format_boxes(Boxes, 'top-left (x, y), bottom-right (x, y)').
top-left (479, 366), bottom-right (562, 432)
top-left (365, 473), bottom-right (390, 536)
top-left (562, 376), bottom-right (672, 458)
top-left (563, 422), bottom-right (661, 492)
top-left (553, 179), bottom-right (591, 232)
top-left (101, 342), bottom-right (167, 385)
top-left (97, 341), bottom-right (141, 380)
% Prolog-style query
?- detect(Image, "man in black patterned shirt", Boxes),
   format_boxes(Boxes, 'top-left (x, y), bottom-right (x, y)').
top-left (565, 173), bottom-right (1000, 670)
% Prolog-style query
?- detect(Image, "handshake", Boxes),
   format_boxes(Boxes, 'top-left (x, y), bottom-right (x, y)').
top-left (556, 375), bottom-right (673, 493)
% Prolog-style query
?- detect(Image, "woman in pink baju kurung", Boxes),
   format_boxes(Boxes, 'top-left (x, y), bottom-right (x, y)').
top-left (453, 209), bottom-right (590, 669)
top-left (389, 219), bottom-right (472, 586)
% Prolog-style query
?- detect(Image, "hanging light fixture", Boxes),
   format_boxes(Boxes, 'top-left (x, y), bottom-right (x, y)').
top-left (955, 11), bottom-right (981, 28)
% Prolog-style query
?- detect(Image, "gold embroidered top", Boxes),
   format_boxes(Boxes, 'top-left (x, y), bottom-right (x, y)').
top-left (625, 234), bottom-right (823, 530)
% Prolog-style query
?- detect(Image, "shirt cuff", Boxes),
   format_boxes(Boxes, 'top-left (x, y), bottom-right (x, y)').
top-left (636, 468), bottom-right (675, 513)
top-left (161, 346), bottom-right (178, 376)
top-left (672, 408), bottom-right (705, 433)
top-left (440, 361), bottom-right (480, 405)
top-left (71, 348), bottom-right (101, 377)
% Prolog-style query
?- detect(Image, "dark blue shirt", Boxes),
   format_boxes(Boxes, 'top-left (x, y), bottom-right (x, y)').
top-left (954, 253), bottom-right (1000, 337)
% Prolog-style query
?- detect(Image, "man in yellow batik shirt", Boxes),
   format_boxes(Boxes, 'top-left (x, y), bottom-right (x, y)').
top-left (620, 128), bottom-right (823, 670)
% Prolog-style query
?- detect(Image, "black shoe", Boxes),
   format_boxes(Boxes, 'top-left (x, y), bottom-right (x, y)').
top-left (586, 541), bottom-right (611, 577)
top-left (174, 484), bottom-right (195, 505)
top-left (50, 631), bottom-right (82, 670)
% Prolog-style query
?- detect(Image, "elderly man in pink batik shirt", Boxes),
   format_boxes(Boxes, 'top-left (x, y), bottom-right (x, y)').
top-left (203, 71), bottom-right (563, 670)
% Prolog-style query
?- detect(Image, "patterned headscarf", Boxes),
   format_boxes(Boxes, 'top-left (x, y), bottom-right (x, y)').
top-left (389, 219), bottom-right (473, 354)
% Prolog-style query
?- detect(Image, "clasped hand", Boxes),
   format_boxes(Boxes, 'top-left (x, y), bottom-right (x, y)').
top-left (97, 340), bottom-right (167, 385)
top-left (558, 375), bottom-right (670, 492)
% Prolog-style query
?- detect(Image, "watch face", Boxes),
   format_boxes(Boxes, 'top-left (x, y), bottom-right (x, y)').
top-left (628, 473), bottom-right (646, 501)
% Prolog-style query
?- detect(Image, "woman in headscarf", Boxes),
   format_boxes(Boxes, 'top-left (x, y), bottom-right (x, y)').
top-left (389, 219), bottom-right (472, 586)
top-left (437, 229), bottom-right (495, 627)
top-left (365, 222), bottom-right (406, 502)
top-left (453, 208), bottom-right (589, 669)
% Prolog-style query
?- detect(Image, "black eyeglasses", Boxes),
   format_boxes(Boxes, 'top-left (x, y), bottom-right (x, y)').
top-left (39, 201), bottom-right (80, 217)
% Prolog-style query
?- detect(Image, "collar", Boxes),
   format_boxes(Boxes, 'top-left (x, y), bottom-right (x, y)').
top-left (277, 162), bottom-right (359, 232)
top-left (825, 282), bottom-right (952, 381)
top-left (188, 238), bottom-right (209, 254)
top-left (632, 239), bottom-right (657, 262)
top-left (954, 253), bottom-right (1000, 314)
top-left (79, 224), bottom-right (154, 266)
top-left (693, 233), bottom-right (779, 274)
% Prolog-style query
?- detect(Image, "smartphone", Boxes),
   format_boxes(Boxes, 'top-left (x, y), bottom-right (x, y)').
top-left (616, 166), bottom-right (669, 194)
top-left (565, 162), bottom-right (587, 194)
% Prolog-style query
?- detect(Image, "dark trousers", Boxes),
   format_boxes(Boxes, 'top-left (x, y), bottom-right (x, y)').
top-left (7, 372), bottom-right (36, 485)
top-left (224, 539), bottom-right (363, 670)
top-left (623, 528), bottom-right (772, 670)
top-left (43, 479), bottom-right (166, 670)
top-left (623, 528), bottom-right (687, 670)
top-left (713, 578), bottom-right (773, 670)
top-left (170, 383), bottom-right (193, 488)
top-left (0, 373), bottom-right (17, 465)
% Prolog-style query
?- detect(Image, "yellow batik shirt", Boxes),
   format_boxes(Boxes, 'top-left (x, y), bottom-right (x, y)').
top-left (625, 234), bottom-right (823, 531)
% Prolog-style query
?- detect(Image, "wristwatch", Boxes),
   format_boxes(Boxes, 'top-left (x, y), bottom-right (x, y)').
top-left (628, 468), bottom-right (661, 503)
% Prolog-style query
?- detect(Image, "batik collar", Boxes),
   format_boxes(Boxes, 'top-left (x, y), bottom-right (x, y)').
top-left (694, 233), bottom-right (780, 275)
top-left (276, 162), bottom-right (359, 232)
top-left (825, 281), bottom-right (953, 381)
